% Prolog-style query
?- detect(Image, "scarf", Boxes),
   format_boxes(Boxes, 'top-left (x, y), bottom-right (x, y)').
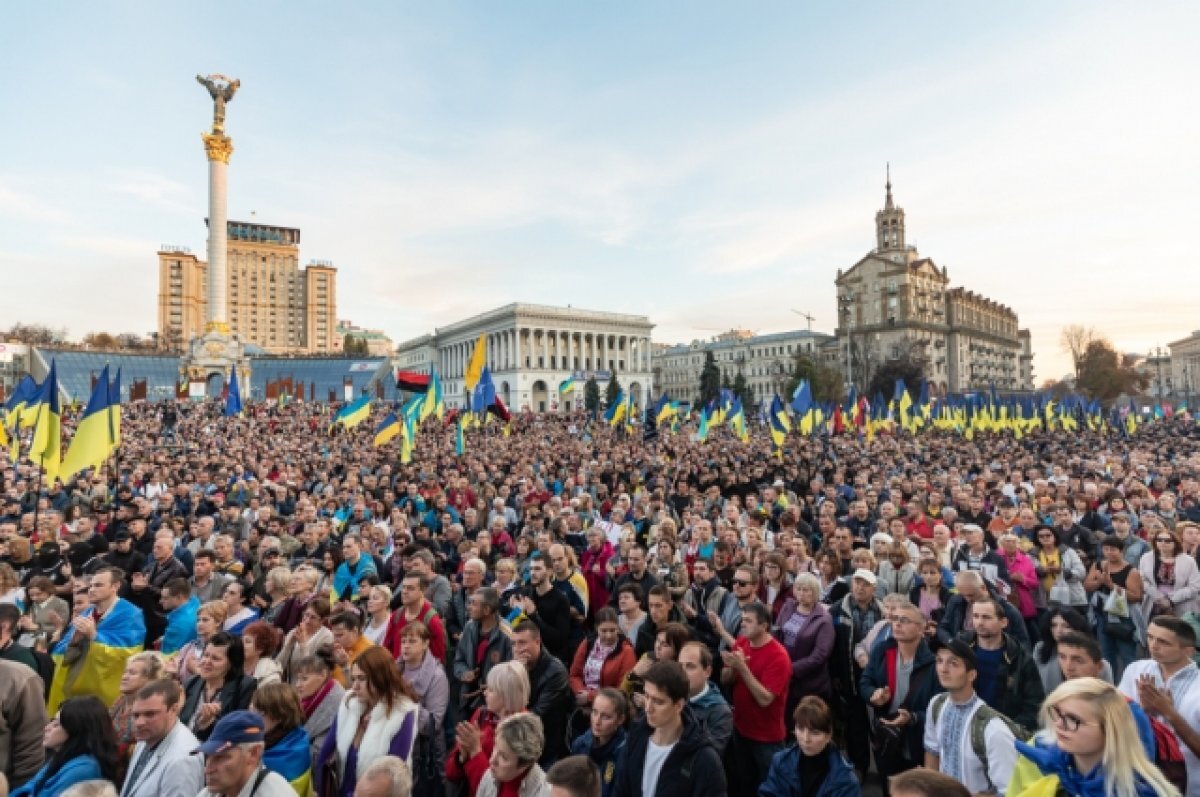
top-left (1015, 738), bottom-right (1159, 797)
top-left (301, 678), bottom-right (335, 719)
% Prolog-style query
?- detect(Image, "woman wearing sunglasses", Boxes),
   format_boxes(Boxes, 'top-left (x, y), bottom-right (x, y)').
top-left (1007, 678), bottom-right (1178, 797)
top-left (1138, 530), bottom-right (1200, 619)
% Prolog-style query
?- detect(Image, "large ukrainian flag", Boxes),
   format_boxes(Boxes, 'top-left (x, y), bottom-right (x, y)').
top-left (331, 394), bottom-right (371, 431)
top-left (60, 365), bottom-right (114, 483)
top-left (48, 597), bottom-right (144, 713)
top-left (263, 726), bottom-right (313, 797)
top-left (28, 361), bottom-right (62, 482)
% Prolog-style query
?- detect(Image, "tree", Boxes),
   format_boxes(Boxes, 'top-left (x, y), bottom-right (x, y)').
top-left (1076, 338), bottom-right (1147, 403)
top-left (4, 323), bottom-right (65, 346)
top-left (342, 334), bottom-right (369, 356)
top-left (605, 369), bottom-right (621, 406)
top-left (698, 351), bottom-right (721, 407)
top-left (584, 377), bottom-right (601, 413)
top-left (784, 354), bottom-right (844, 405)
top-left (1060, 325), bottom-right (1100, 380)
top-left (731, 372), bottom-right (754, 411)
top-left (868, 351), bottom-right (927, 403)
top-left (82, 332), bottom-right (118, 350)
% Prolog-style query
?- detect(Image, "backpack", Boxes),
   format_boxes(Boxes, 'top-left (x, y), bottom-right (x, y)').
top-left (1127, 697), bottom-right (1188, 794)
top-left (931, 693), bottom-right (1028, 794)
top-left (420, 603), bottom-right (449, 653)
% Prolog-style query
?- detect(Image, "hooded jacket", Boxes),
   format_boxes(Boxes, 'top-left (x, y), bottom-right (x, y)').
top-left (612, 706), bottom-right (727, 797)
top-left (688, 682), bottom-right (732, 754)
top-left (571, 726), bottom-right (627, 797)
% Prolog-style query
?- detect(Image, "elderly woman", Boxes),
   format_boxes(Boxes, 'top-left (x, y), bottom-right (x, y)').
top-left (774, 573), bottom-right (835, 720)
top-left (292, 647), bottom-right (345, 770)
top-left (397, 621), bottom-right (450, 797)
top-left (259, 566), bottom-right (294, 627)
top-left (999, 532), bottom-right (1040, 637)
top-left (242, 620), bottom-right (284, 685)
top-left (446, 660), bottom-right (530, 796)
top-left (275, 566), bottom-right (321, 635)
top-left (222, 581), bottom-right (260, 635)
top-left (278, 597), bottom-right (334, 680)
top-left (476, 714), bottom-right (548, 797)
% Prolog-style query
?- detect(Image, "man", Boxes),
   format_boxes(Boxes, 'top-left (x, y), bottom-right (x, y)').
top-left (609, 544), bottom-right (659, 610)
top-left (1118, 616), bottom-right (1200, 790)
top-left (195, 710), bottom-right (295, 797)
top-left (829, 568), bottom-right (883, 777)
top-left (330, 612), bottom-right (375, 678)
top-left (904, 499), bottom-right (934, 540)
top-left (159, 579), bottom-right (199, 656)
top-left (547, 756), bottom-right (601, 797)
top-left (49, 566), bottom-right (146, 712)
top-left (550, 543), bottom-right (589, 623)
top-left (888, 769), bottom-right (970, 797)
top-left (384, 573), bottom-right (448, 663)
top-left (568, 688), bottom-right (626, 797)
top-left (678, 641), bottom-right (732, 754)
top-left (950, 524), bottom-right (1009, 588)
top-left (830, 526), bottom-right (858, 574)
top-left (453, 587), bottom-right (512, 712)
top-left (189, 550), bottom-right (230, 605)
top-left (1111, 512), bottom-right (1149, 566)
top-left (354, 756), bottom-right (411, 797)
top-left (0, 658), bottom-right (46, 789)
top-left (121, 679), bottom-right (204, 797)
top-left (333, 535), bottom-right (377, 601)
top-left (720, 602), bottom-right (791, 794)
top-left (923, 638), bottom-right (1017, 796)
top-left (406, 549), bottom-right (452, 618)
top-left (104, 532), bottom-right (146, 578)
top-left (517, 553), bottom-right (572, 664)
top-left (956, 597), bottom-right (1043, 732)
top-left (444, 558), bottom-right (486, 652)
top-left (211, 534), bottom-right (245, 579)
top-left (0, 605), bottom-right (36, 671)
top-left (860, 601), bottom-right (941, 783)
top-left (936, 570), bottom-right (1030, 647)
top-left (680, 559), bottom-right (737, 660)
top-left (512, 620), bottom-right (574, 767)
top-left (1052, 504), bottom-right (1098, 559)
top-left (611, 661), bottom-right (726, 797)
top-left (130, 533), bottom-right (190, 645)
top-left (1058, 631), bottom-right (1157, 758)
top-left (634, 586), bottom-right (683, 659)
top-left (288, 524), bottom-right (327, 570)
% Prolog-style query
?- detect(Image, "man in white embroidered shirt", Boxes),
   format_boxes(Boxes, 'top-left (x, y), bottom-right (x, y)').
top-left (923, 638), bottom-right (1016, 796)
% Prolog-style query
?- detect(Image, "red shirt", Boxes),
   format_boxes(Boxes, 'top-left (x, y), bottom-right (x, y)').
top-left (905, 516), bottom-right (934, 540)
top-left (382, 601), bottom-right (447, 662)
top-left (730, 635), bottom-right (791, 743)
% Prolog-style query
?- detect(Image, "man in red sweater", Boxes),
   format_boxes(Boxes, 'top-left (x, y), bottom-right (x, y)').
top-left (383, 572), bottom-right (447, 662)
top-left (720, 601), bottom-right (790, 795)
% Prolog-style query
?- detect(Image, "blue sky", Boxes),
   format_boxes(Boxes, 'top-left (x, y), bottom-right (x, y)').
top-left (2, 3), bottom-right (1198, 382)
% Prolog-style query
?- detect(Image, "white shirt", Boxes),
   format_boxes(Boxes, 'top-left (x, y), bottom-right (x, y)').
top-left (642, 739), bottom-right (677, 797)
top-left (923, 693), bottom-right (1017, 796)
top-left (1118, 659), bottom-right (1200, 796)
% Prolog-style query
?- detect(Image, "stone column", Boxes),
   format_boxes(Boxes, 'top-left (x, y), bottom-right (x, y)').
top-left (202, 132), bottom-right (234, 332)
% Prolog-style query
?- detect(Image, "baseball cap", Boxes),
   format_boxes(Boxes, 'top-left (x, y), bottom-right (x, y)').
top-left (932, 637), bottom-right (977, 670)
top-left (194, 710), bottom-right (266, 755)
top-left (852, 568), bottom-right (877, 586)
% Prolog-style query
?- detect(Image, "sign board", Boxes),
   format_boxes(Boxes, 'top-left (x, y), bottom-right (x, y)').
top-left (344, 384), bottom-right (354, 402)
top-left (189, 382), bottom-right (205, 400)
top-left (349, 363), bottom-right (374, 372)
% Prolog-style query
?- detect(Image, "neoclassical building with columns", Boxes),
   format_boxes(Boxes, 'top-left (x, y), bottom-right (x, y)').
top-left (394, 303), bottom-right (655, 413)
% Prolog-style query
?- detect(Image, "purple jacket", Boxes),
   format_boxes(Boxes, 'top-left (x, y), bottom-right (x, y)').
top-left (774, 599), bottom-right (835, 697)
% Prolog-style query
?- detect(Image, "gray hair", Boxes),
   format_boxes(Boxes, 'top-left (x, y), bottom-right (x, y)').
top-left (486, 660), bottom-right (530, 715)
top-left (359, 756), bottom-right (413, 797)
top-left (955, 570), bottom-right (984, 589)
top-left (61, 782), bottom-right (118, 797)
top-left (496, 713), bottom-right (545, 766)
top-left (792, 572), bottom-right (820, 596)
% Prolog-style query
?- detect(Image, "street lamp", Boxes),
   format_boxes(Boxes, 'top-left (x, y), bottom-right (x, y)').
top-left (838, 295), bottom-right (854, 390)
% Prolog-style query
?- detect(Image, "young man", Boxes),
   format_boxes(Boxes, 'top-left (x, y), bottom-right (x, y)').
top-left (333, 534), bottom-right (377, 601)
top-left (568, 688), bottom-right (627, 797)
top-left (189, 550), bottom-right (230, 605)
top-left (611, 661), bottom-right (726, 797)
top-left (546, 756), bottom-right (602, 797)
top-left (957, 597), bottom-right (1044, 732)
top-left (383, 572), bottom-right (447, 663)
top-left (516, 553), bottom-right (572, 664)
top-left (122, 679), bottom-right (204, 797)
top-left (1118, 616), bottom-right (1200, 790)
top-left (159, 579), bottom-right (200, 656)
top-left (678, 641), bottom-right (732, 755)
top-left (721, 601), bottom-right (791, 795)
top-left (634, 586), bottom-right (682, 659)
top-left (923, 638), bottom-right (1017, 796)
top-left (1057, 631), bottom-right (1157, 758)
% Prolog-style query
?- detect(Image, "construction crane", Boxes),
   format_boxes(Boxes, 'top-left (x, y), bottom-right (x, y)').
top-left (790, 309), bottom-right (815, 333)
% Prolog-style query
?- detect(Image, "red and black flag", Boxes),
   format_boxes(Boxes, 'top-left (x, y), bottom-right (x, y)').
top-left (395, 370), bottom-right (431, 393)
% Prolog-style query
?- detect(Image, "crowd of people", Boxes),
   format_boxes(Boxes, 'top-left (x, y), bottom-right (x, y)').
top-left (0, 396), bottom-right (1199, 797)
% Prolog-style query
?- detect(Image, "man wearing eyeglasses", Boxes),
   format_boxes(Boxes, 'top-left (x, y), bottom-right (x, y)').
top-left (121, 679), bottom-right (202, 797)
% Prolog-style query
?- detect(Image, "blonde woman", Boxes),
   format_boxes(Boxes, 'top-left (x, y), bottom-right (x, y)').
top-left (176, 600), bottom-right (228, 684)
top-left (362, 585), bottom-right (392, 646)
top-left (1008, 678), bottom-right (1178, 797)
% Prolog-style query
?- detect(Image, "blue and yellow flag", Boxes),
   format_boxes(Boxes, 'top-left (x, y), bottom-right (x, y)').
top-left (49, 597), bottom-right (145, 712)
top-left (224, 367), bottom-right (243, 417)
top-left (331, 394), bottom-right (371, 431)
top-left (419, 369), bottom-right (444, 423)
top-left (729, 398), bottom-right (748, 442)
top-left (464, 333), bottom-right (488, 393)
top-left (28, 361), bottom-right (62, 481)
top-left (604, 389), bottom-right (627, 427)
top-left (263, 726), bottom-right (313, 797)
top-left (372, 412), bottom-right (401, 446)
top-left (108, 368), bottom-right (122, 448)
top-left (558, 376), bottom-right (577, 396)
top-left (455, 412), bottom-right (466, 456)
top-left (60, 365), bottom-right (114, 483)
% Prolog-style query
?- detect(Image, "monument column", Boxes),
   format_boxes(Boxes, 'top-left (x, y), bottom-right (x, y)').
top-left (202, 131), bottom-right (233, 332)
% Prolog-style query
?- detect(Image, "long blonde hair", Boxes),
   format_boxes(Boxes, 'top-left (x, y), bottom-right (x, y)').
top-left (1042, 678), bottom-right (1179, 797)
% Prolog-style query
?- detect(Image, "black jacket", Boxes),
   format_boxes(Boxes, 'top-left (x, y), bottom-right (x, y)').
top-left (936, 594), bottom-right (1031, 648)
top-left (528, 586), bottom-right (573, 663)
top-left (527, 650), bottom-right (574, 768)
top-left (858, 637), bottom-right (942, 764)
top-left (180, 675), bottom-right (258, 741)
top-left (612, 705), bottom-right (727, 797)
top-left (633, 607), bottom-right (685, 659)
top-left (957, 631), bottom-right (1045, 733)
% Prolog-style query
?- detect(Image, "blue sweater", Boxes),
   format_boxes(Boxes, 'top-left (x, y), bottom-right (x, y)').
top-left (12, 755), bottom-right (102, 797)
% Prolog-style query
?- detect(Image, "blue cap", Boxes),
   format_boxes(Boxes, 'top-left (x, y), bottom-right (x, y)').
top-left (194, 710), bottom-right (266, 755)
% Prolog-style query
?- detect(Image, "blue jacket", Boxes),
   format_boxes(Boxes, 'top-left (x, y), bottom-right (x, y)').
top-left (570, 726), bottom-right (626, 797)
top-left (333, 555), bottom-right (378, 600)
top-left (161, 595), bottom-right (200, 655)
top-left (12, 755), bottom-right (102, 797)
top-left (758, 743), bottom-right (862, 797)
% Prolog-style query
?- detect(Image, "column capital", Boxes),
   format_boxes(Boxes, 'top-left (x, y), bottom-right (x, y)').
top-left (202, 132), bottom-right (234, 163)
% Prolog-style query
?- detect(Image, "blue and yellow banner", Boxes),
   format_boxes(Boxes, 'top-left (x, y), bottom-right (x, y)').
top-left (49, 597), bottom-right (145, 712)
top-left (263, 726), bottom-right (313, 797)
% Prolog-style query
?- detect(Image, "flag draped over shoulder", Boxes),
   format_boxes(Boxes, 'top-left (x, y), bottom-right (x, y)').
top-left (28, 361), bottom-right (62, 481)
top-left (49, 598), bottom-right (145, 712)
top-left (263, 726), bottom-right (313, 797)
top-left (60, 365), bottom-right (114, 482)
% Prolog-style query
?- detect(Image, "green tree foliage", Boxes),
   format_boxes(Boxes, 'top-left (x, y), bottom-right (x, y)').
top-left (784, 354), bottom-right (844, 404)
top-left (1076, 339), bottom-right (1148, 403)
top-left (342, 335), bottom-right (369, 356)
top-left (732, 372), bottom-right (754, 410)
top-left (584, 377), bottom-right (601, 412)
top-left (605, 368), bottom-right (622, 406)
top-left (868, 352), bottom-right (927, 403)
top-left (698, 351), bottom-right (721, 407)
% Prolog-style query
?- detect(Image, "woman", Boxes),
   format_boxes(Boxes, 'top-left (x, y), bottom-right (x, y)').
top-left (243, 620), bottom-right (284, 685)
top-left (476, 714), bottom-right (548, 797)
top-left (176, 600), bottom-right (228, 685)
top-left (758, 553), bottom-right (792, 620)
top-left (252, 682), bottom-right (314, 797)
top-left (260, 566), bottom-right (294, 627)
top-left (615, 583), bottom-right (647, 644)
top-left (1033, 607), bottom-right (1112, 693)
top-left (875, 543), bottom-right (915, 598)
top-left (651, 538), bottom-right (689, 604)
top-left (909, 559), bottom-right (951, 625)
top-left (222, 581), bottom-right (260, 635)
top-left (1008, 678), bottom-right (1178, 797)
top-left (316, 549), bottom-right (342, 597)
top-left (397, 622), bottom-right (450, 797)
top-left (492, 558), bottom-right (520, 604)
top-left (759, 696), bottom-right (862, 797)
top-left (581, 528), bottom-right (614, 617)
top-left (446, 660), bottom-right (530, 796)
top-left (362, 585), bottom-right (392, 646)
top-left (0, 563), bottom-right (25, 607)
top-left (1086, 535), bottom-right (1145, 681)
top-left (569, 608), bottom-right (637, 710)
top-left (316, 646), bottom-right (419, 797)
top-left (278, 598), bottom-right (334, 680)
top-left (620, 622), bottom-right (690, 708)
top-left (817, 549), bottom-right (849, 606)
top-left (110, 652), bottom-right (164, 779)
top-left (1033, 527), bottom-right (1088, 611)
top-left (13, 696), bottom-right (118, 797)
top-left (293, 647), bottom-right (345, 769)
top-left (999, 532), bottom-right (1040, 642)
top-left (931, 523), bottom-right (957, 570)
top-left (180, 631), bottom-right (258, 741)
top-left (775, 573), bottom-right (835, 720)
top-left (21, 575), bottom-right (70, 642)
top-left (1139, 530), bottom-right (1200, 618)
top-left (275, 567), bottom-right (320, 635)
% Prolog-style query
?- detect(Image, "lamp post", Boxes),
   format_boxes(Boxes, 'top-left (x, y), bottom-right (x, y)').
top-left (839, 295), bottom-right (854, 391)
